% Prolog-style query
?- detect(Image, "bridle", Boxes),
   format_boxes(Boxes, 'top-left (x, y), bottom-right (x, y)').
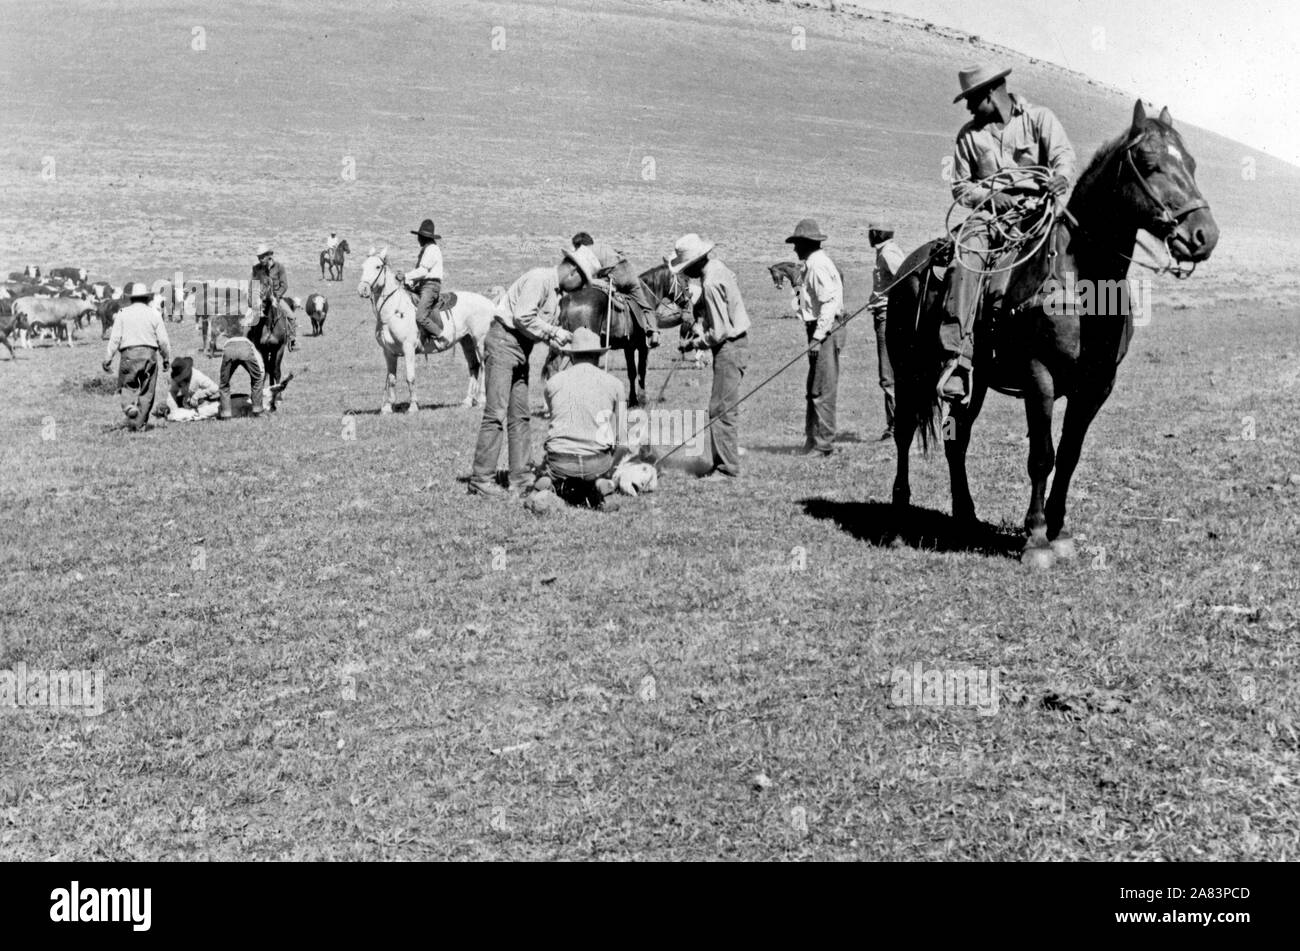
top-left (362, 257), bottom-right (400, 313)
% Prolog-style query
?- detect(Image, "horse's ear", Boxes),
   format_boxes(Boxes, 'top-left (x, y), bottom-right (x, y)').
top-left (379, 247), bottom-right (388, 261)
top-left (368, 246), bottom-right (377, 257)
top-left (1158, 105), bottom-right (1174, 127)
top-left (1131, 99), bottom-right (1147, 130)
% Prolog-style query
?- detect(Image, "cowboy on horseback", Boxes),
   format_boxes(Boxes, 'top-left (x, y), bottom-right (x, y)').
top-left (404, 218), bottom-right (449, 346)
top-left (590, 242), bottom-right (661, 349)
top-left (940, 65), bottom-right (1076, 401)
top-left (251, 243), bottom-right (295, 351)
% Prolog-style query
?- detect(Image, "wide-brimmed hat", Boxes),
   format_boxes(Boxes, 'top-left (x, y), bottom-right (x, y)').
top-left (124, 281), bottom-right (152, 300)
top-left (868, 221), bottom-right (896, 241)
top-left (953, 65), bottom-right (1011, 103)
top-left (410, 219), bottom-right (441, 241)
top-left (562, 327), bottom-right (608, 355)
top-left (255, 243), bottom-right (274, 260)
top-left (561, 245), bottom-right (600, 284)
top-left (668, 233), bottom-right (714, 273)
top-left (171, 356), bottom-right (193, 384)
top-left (785, 218), bottom-right (828, 244)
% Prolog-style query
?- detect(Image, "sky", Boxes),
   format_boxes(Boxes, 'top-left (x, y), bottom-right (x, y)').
top-left (858, 0), bottom-right (1299, 166)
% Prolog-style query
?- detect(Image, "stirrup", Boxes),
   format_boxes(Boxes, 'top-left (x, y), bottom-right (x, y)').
top-left (936, 360), bottom-right (974, 407)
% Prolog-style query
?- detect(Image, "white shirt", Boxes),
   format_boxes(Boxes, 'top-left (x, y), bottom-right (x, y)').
top-left (798, 249), bottom-right (843, 340)
top-left (326, 235), bottom-right (339, 250)
top-left (407, 243), bottom-right (444, 283)
top-left (105, 302), bottom-right (172, 362)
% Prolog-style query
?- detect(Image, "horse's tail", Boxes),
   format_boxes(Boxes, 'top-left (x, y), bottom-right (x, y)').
top-left (886, 245), bottom-right (945, 453)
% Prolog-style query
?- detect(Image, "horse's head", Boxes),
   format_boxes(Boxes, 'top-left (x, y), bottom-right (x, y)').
top-left (339, 239), bottom-right (351, 254)
top-left (1120, 101), bottom-right (1219, 263)
top-left (768, 264), bottom-right (785, 288)
top-left (357, 248), bottom-right (389, 300)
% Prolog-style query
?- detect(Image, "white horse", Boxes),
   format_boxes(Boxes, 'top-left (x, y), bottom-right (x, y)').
top-left (357, 249), bottom-right (495, 413)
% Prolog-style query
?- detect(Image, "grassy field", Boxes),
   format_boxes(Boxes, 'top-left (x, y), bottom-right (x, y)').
top-left (1, 0), bottom-right (1297, 860)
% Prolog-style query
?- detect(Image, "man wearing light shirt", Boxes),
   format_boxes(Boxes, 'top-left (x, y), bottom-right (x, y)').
top-left (671, 233), bottom-right (750, 479)
top-left (941, 65), bottom-right (1076, 401)
top-left (102, 281), bottom-right (172, 430)
top-left (404, 218), bottom-right (447, 343)
top-left (468, 245), bottom-right (599, 496)
top-left (787, 218), bottom-right (844, 457)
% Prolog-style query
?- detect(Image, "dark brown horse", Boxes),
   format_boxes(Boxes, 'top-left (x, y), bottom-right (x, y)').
top-left (886, 101), bottom-right (1218, 567)
top-left (320, 239), bottom-right (351, 281)
top-left (248, 279), bottom-right (291, 391)
top-left (551, 262), bottom-right (693, 405)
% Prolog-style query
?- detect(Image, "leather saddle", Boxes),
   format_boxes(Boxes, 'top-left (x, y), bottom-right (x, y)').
top-left (404, 286), bottom-right (457, 313)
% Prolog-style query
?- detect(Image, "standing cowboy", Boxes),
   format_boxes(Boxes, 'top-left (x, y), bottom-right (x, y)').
top-left (941, 65), bottom-right (1076, 401)
top-left (670, 234), bottom-right (750, 480)
top-left (468, 245), bottom-right (599, 496)
top-left (533, 327), bottom-right (626, 509)
top-left (787, 218), bottom-right (844, 457)
top-left (869, 221), bottom-right (905, 440)
top-left (591, 242), bottom-right (660, 348)
top-left (405, 218), bottom-right (446, 344)
top-left (251, 243), bottom-right (295, 351)
top-left (102, 281), bottom-right (172, 430)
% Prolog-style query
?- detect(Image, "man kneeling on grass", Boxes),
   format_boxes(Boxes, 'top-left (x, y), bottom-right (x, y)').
top-left (532, 327), bottom-right (625, 510)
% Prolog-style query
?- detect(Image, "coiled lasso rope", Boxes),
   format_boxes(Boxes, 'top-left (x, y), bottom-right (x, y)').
top-left (944, 165), bottom-right (1061, 276)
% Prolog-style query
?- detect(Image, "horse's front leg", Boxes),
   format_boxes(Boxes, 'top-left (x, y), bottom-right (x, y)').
top-left (1044, 378), bottom-right (1114, 558)
top-left (624, 344), bottom-right (641, 407)
top-left (460, 337), bottom-right (481, 407)
top-left (1022, 361), bottom-right (1058, 568)
top-left (403, 341), bottom-right (419, 413)
top-left (382, 350), bottom-right (398, 414)
top-left (944, 380), bottom-right (987, 527)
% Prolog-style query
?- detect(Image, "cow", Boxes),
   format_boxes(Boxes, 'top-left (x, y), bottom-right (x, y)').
top-left (89, 282), bottom-right (117, 302)
top-left (96, 298), bottom-right (123, 339)
top-left (48, 267), bottom-right (88, 284)
top-left (301, 293), bottom-right (328, 335)
top-left (7, 266), bottom-right (41, 281)
top-left (0, 300), bottom-right (17, 359)
top-left (13, 296), bottom-right (95, 348)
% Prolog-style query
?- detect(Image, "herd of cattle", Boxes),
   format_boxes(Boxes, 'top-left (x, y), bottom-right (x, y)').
top-left (0, 264), bottom-right (329, 358)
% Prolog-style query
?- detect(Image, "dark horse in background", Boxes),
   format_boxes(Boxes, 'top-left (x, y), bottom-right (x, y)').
top-left (551, 262), bottom-right (694, 405)
top-left (885, 101), bottom-right (1218, 568)
top-left (320, 239), bottom-right (351, 281)
top-left (248, 278), bottom-right (292, 400)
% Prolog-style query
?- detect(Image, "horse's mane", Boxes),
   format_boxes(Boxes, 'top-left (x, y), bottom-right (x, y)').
top-left (1072, 133), bottom-right (1126, 202)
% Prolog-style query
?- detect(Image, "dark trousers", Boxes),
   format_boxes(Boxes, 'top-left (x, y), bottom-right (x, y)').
top-left (543, 450), bottom-right (615, 506)
top-left (117, 346), bottom-right (159, 429)
top-left (471, 321), bottom-right (536, 488)
top-left (872, 307), bottom-right (895, 430)
top-left (804, 321), bottom-right (842, 452)
top-left (708, 334), bottom-right (748, 475)
top-left (219, 339), bottom-right (265, 417)
top-left (414, 280), bottom-right (445, 342)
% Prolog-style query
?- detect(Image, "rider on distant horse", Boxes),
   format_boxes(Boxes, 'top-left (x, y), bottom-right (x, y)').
top-left (251, 243), bottom-right (294, 351)
top-left (590, 242), bottom-right (661, 348)
top-left (404, 218), bottom-right (448, 346)
top-left (941, 65), bottom-right (1076, 401)
top-left (325, 231), bottom-right (339, 253)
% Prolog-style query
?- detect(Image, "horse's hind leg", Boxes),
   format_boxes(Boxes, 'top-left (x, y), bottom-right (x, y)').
top-left (624, 344), bottom-right (641, 407)
top-left (943, 380), bottom-right (987, 528)
top-left (460, 337), bottom-right (480, 407)
top-left (1022, 362), bottom-right (1058, 568)
top-left (1043, 379), bottom-right (1113, 557)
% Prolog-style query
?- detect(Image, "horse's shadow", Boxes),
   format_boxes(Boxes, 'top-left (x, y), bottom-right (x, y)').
top-left (800, 498), bottom-right (1022, 558)
top-left (346, 402), bottom-right (466, 416)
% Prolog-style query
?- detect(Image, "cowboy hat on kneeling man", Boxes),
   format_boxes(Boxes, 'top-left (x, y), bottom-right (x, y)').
top-left (155, 356), bottom-right (220, 421)
top-left (532, 327), bottom-right (625, 509)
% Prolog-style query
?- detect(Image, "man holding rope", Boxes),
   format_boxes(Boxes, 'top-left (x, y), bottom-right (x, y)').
top-left (670, 234), bottom-right (750, 480)
top-left (942, 65), bottom-right (1076, 401)
top-left (787, 218), bottom-right (844, 458)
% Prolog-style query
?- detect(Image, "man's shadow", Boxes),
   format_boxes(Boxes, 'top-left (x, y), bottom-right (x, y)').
top-left (800, 498), bottom-right (1022, 558)
top-left (345, 402), bottom-right (463, 416)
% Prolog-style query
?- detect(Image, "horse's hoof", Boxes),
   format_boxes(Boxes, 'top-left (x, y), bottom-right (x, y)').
top-left (380, 404), bottom-right (393, 415)
top-left (1023, 544), bottom-right (1055, 571)
top-left (406, 402), bottom-right (419, 414)
top-left (461, 398), bottom-right (474, 408)
top-left (1050, 535), bottom-right (1076, 560)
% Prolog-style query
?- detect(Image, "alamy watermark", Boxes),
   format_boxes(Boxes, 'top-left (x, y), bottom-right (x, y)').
top-left (889, 662), bottom-right (999, 716)
top-left (596, 401), bottom-right (708, 455)
top-left (1, 663), bottom-right (105, 716)
top-left (1042, 272), bottom-right (1153, 326)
